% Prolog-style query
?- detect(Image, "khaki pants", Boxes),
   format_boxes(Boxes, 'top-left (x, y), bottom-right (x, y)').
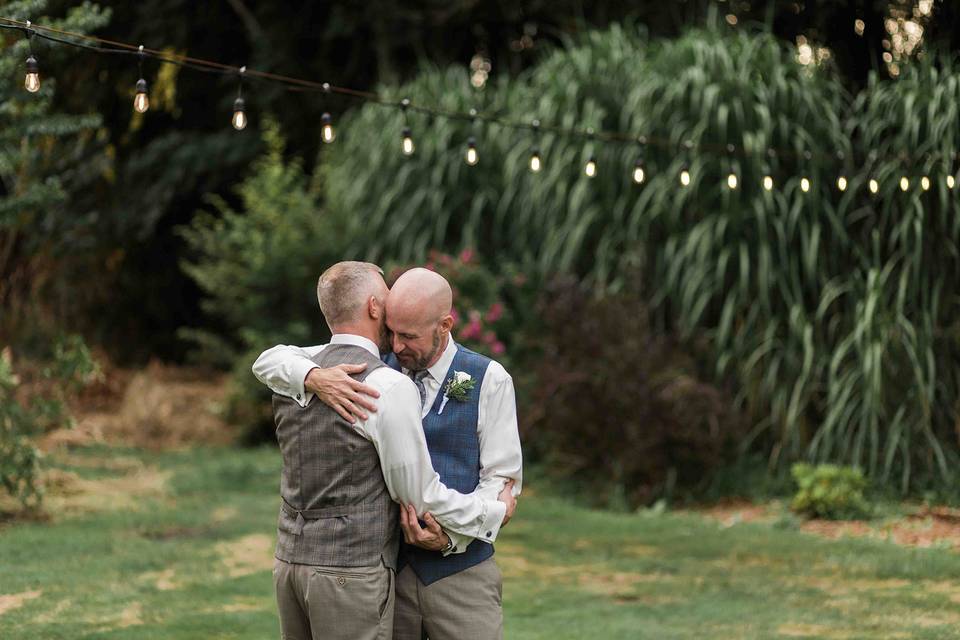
top-left (274, 558), bottom-right (395, 640)
top-left (393, 558), bottom-right (503, 640)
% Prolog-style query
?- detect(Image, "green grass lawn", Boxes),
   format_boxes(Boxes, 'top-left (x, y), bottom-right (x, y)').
top-left (2, 445), bottom-right (960, 639)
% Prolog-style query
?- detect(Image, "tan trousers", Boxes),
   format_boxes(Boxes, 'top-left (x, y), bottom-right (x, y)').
top-left (274, 558), bottom-right (395, 640)
top-left (393, 558), bottom-right (503, 640)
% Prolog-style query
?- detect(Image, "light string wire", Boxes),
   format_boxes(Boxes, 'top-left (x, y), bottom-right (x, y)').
top-left (2, 15), bottom-right (958, 180)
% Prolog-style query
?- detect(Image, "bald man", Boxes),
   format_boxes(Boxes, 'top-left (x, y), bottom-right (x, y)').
top-left (253, 266), bottom-right (522, 640)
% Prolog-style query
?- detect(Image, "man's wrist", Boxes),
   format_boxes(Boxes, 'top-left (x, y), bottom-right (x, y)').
top-left (440, 532), bottom-right (453, 553)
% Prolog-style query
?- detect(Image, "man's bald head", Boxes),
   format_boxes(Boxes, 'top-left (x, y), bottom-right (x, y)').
top-left (386, 268), bottom-right (452, 329)
top-left (385, 268), bottom-right (455, 370)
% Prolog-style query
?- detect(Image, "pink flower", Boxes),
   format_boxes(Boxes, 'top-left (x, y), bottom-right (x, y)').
top-left (459, 319), bottom-right (482, 340)
top-left (485, 302), bottom-right (504, 323)
top-left (482, 331), bottom-right (496, 345)
top-left (492, 341), bottom-right (506, 355)
top-left (459, 248), bottom-right (475, 264)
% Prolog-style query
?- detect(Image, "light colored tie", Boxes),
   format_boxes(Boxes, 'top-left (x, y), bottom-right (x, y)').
top-left (410, 370), bottom-right (429, 408)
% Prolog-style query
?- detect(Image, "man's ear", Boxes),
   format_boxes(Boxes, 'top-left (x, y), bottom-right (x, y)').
top-left (368, 296), bottom-right (382, 320)
top-left (438, 313), bottom-right (454, 335)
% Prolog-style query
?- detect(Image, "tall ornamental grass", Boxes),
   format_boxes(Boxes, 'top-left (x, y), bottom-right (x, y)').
top-left (318, 26), bottom-right (959, 492)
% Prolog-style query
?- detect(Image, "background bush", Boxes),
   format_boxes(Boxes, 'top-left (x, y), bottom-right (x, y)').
top-left (522, 277), bottom-right (743, 508)
top-left (0, 335), bottom-right (100, 509)
top-left (178, 120), bottom-right (342, 439)
top-left (790, 463), bottom-right (871, 520)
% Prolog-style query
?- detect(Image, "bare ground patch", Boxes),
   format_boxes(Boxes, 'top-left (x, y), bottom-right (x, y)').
top-left (215, 533), bottom-right (275, 578)
top-left (0, 590), bottom-right (42, 616)
top-left (40, 361), bottom-right (235, 451)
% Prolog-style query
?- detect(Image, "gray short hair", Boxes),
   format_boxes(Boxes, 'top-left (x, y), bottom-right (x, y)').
top-left (316, 262), bottom-right (384, 329)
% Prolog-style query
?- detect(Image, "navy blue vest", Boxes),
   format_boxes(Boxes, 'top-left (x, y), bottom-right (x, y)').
top-left (384, 343), bottom-right (495, 585)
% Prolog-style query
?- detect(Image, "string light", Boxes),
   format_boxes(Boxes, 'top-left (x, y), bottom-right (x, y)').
top-left (725, 145), bottom-right (737, 190)
top-left (584, 155), bottom-right (597, 178)
top-left (231, 66), bottom-right (246, 130)
top-left (400, 98), bottom-right (414, 155)
top-left (7, 15), bottom-right (960, 195)
top-left (763, 149), bottom-right (775, 191)
top-left (680, 140), bottom-right (693, 187)
top-left (321, 112), bottom-right (335, 143)
top-left (632, 136), bottom-right (646, 184)
top-left (465, 136), bottom-right (479, 166)
top-left (529, 119), bottom-right (542, 173)
top-left (24, 21), bottom-right (39, 92)
top-left (835, 151), bottom-right (847, 191)
top-left (133, 45), bottom-right (149, 113)
top-left (529, 148), bottom-right (542, 173)
top-left (464, 110), bottom-right (479, 165)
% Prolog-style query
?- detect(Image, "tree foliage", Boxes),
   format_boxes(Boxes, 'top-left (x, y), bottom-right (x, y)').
top-left (0, 0), bottom-right (111, 345)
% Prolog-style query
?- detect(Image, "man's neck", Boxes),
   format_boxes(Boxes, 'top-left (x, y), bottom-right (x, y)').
top-left (331, 324), bottom-right (378, 346)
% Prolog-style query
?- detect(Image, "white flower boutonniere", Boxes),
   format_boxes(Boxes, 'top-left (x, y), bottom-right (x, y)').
top-left (437, 371), bottom-right (475, 414)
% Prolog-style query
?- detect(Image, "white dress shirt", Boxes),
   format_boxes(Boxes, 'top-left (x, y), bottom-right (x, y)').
top-left (253, 335), bottom-right (523, 554)
top-left (279, 334), bottom-right (506, 545)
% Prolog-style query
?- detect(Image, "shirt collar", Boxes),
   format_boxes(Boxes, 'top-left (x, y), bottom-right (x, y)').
top-left (330, 334), bottom-right (380, 358)
top-left (424, 336), bottom-right (458, 384)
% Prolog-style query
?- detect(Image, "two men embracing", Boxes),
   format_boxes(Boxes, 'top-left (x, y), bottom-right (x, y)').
top-left (252, 261), bottom-right (522, 640)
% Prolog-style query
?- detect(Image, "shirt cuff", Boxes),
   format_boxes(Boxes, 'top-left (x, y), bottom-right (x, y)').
top-left (291, 361), bottom-right (319, 407)
top-left (476, 498), bottom-right (506, 544)
top-left (443, 530), bottom-right (472, 556)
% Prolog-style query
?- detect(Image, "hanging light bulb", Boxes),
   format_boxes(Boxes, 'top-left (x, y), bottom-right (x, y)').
top-left (800, 177), bottom-right (811, 193)
top-left (948, 175), bottom-right (956, 189)
top-left (529, 148), bottom-right (542, 173)
top-left (869, 178), bottom-right (879, 194)
top-left (24, 54), bottom-right (40, 93)
top-left (465, 137), bottom-right (479, 166)
top-left (632, 158), bottom-right (645, 184)
top-left (529, 119), bottom-right (542, 173)
top-left (727, 173), bottom-right (738, 189)
top-left (232, 97), bottom-right (247, 130)
top-left (680, 166), bottom-right (691, 187)
top-left (231, 66), bottom-right (247, 130)
top-left (134, 78), bottom-right (149, 113)
top-left (899, 176), bottom-right (909, 191)
top-left (837, 176), bottom-right (848, 191)
top-left (763, 175), bottom-right (774, 191)
top-left (921, 176), bottom-right (930, 191)
top-left (23, 23), bottom-right (39, 93)
top-left (584, 155), bottom-right (597, 178)
top-left (321, 112), bottom-right (335, 143)
top-left (132, 45), bottom-right (148, 113)
top-left (401, 127), bottom-right (414, 156)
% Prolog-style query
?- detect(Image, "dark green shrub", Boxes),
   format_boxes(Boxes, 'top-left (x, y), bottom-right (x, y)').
top-left (0, 336), bottom-right (100, 509)
top-left (790, 463), bottom-right (871, 520)
top-left (521, 277), bottom-right (743, 508)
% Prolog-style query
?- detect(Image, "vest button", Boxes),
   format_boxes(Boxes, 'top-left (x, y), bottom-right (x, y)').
top-left (452, 547), bottom-right (458, 553)
top-left (337, 576), bottom-right (346, 586)
top-left (485, 531), bottom-right (492, 538)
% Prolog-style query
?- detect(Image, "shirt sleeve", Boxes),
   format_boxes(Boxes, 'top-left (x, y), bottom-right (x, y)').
top-left (251, 344), bottom-right (327, 407)
top-left (367, 376), bottom-right (506, 543)
top-left (476, 362), bottom-right (523, 500)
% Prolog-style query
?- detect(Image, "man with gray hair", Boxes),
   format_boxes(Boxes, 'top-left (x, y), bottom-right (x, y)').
top-left (255, 265), bottom-right (522, 640)
top-left (269, 261), bottom-right (514, 640)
